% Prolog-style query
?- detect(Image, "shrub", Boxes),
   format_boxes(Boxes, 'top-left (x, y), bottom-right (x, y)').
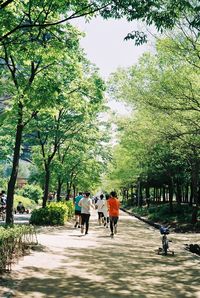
top-left (18, 184), bottom-right (43, 203)
top-left (65, 200), bottom-right (74, 218)
top-left (14, 195), bottom-right (37, 210)
top-left (30, 202), bottom-right (69, 225)
top-left (0, 225), bottom-right (37, 271)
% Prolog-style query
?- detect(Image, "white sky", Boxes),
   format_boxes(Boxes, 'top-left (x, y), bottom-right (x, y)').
top-left (71, 16), bottom-right (149, 79)
top-left (70, 17), bottom-right (153, 115)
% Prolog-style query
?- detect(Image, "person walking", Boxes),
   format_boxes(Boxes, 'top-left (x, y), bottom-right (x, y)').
top-left (102, 194), bottom-right (110, 228)
top-left (74, 192), bottom-right (83, 228)
top-left (78, 192), bottom-right (94, 235)
top-left (95, 194), bottom-right (105, 225)
top-left (107, 191), bottom-right (120, 237)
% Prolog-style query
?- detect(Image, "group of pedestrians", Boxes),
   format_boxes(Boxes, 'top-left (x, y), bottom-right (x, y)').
top-left (74, 191), bottom-right (120, 237)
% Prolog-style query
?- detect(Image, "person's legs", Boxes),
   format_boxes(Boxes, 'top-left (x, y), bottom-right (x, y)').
top-left (113, 217), bottom-right (119, 234)
top-left (98, 212), bottom-right (101, 225)
top-left (106, 216), bottom-right (109, 228)
top-left (85, 214), bottom-right (90, 234)
top-left (110, 216), bottom-right (114, 235)
top-left (74, 211), bottom-right (79, 227)
top-left (78, 214), bottom-right (81, 228)
top-left (75, 210), bottom-right (82, 227)
top-left (81, 214), bottom-right (86, 233)
top-left (101, 212), bottom-right (104, 224)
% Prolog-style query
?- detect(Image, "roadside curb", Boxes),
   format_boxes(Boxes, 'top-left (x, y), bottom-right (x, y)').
top-left (120, 207), bottom-right (161, 230)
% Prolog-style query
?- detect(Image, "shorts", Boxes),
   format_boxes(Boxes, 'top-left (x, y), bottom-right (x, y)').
top-left (75, 210), bottom-right (81, 215)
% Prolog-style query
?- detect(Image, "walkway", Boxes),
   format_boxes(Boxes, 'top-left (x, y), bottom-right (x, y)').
top-left (0, 211), bottom-right (200, 298)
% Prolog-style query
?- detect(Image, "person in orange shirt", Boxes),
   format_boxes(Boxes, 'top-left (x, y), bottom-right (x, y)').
top-left (107, 191), bottom-right (120, 237)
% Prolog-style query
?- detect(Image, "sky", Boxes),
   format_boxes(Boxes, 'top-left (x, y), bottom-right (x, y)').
top-left (70, 17), bottom-right (153, 115)
top-left (71, 16), bottom-right (150, 79)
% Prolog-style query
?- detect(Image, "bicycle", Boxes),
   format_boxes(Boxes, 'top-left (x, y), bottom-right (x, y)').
top-left (157, 226), bottom-right (174, 256)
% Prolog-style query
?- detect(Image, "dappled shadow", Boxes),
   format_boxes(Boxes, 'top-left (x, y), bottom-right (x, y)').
top-left (1, 211), bottom-right (200, 298)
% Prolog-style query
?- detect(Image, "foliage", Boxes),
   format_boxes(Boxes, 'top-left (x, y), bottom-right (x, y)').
top-left (130, 203), bottom-right (200, 225)
top-left (17, 184), bottom-right (43, 204)
top-left (65, 200), bottom-right (74, 218)
top-left (14, 194), bottom-right (37, 210)
top-left (30, 202), bottom-right (72, 225)
top-left (0, 225), bottom-right (37, 272)
top-left (0, 0), bottom-right (198, 46)
top-left (106, 27), bottom-right (200, 196)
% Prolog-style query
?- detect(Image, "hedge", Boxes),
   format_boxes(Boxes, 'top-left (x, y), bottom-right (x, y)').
top-left (30, 201), bottom-right (74, 226)
top-left (0, 225), bottom-right (38, 272)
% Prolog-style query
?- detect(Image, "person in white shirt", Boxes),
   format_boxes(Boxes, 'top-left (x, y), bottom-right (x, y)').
top-left (102, 194), bottom-right (109, 228)
top-left (95, 194), bottom-right (105, 225)
top-left (78, 192), bottom-right (94, 235)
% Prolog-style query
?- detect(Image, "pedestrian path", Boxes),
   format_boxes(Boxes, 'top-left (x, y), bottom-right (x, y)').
top-left (0, 211), bottom-right (200, 298)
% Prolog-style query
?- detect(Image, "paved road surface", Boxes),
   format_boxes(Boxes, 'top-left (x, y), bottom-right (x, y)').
top-left (0, 213), bottom-right (31, 225)
top-left (0, 210), bottom-right (200, 298)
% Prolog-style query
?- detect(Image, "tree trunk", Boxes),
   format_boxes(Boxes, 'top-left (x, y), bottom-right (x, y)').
top-left (145, 186), bottom-right (150, 199)
top-left (73, 184), bottom-right (76, 199)
top-left (126, 188), bottom-right (129, 201)
top-left (163, 187), bottom-right (166, 203)
top-left (176, 181), bottom-right (182, 205)
top-left (190, 182), bottom-right (194, 206)
top-left (43, 166), bottom-right (50, 208)
top-left (191, 162), bottom-right (199, 224)
top-left (185, 184), bottom-right (189, 203)
top-left (169, 178), bottom-right (174, 213)
top-left (153, 187), bottom-right (156, 202)
top-left (56, 177), bottom-right (62, 202)
top-left (66, 181), bottom-right (71, 200)
top-left (6, 119), bottom-right (24, 225)
top-left (131, 184), bottom-right (133, 204)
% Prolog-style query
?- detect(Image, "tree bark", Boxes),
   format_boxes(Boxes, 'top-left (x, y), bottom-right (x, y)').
top-left (169, 178), bottom-right (174, 213)
top-left (191, 161), bottom-right (199, 224)
top-left (6, 112), bottom-right (24, 225)
top-left (145, 186), bottom-right (150, 199)
top-left (73, 184), bottom-right (76, 199)
top-left (66, 181), bottom-right (71, 200)
top-left (184, 184), bottom-right (189, 203)
top-left (163, 186), bottom-right (166, 203)
top-left (56, 177), bottom-right (63, 202)
top-left (43, 166), bottom-right (50, 208)
top-left (176, 180), bottom-right (182, 205)
top-left (126, 188), bottom-right (129, 201)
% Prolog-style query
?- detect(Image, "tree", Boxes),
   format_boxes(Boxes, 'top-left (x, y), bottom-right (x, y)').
top-left (27, 59), bottom-right (106, 206)
top-left (0, 20), bottom-right (83, 223)
top-left (107, 29), bottom-right (200, 222)
top-left (0, 1), bottom-right (199, 44)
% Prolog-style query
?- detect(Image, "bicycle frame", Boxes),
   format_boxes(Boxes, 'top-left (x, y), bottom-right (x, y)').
top-left (157, 226), bottom-right (174, 256)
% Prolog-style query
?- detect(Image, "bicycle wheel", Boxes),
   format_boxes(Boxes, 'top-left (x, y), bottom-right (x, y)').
top-left (163, 239), bottom-right (169, 256)
top-left (162, 236), bottom-right (168, 255)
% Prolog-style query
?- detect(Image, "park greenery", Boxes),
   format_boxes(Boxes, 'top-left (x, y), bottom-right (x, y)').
top-left (0, 0), bottom-right (199, 233)
top-left (0, 225), bottom-right (37, 272)
top-left (30, 200), bottom-right (74, 226)
top-left (105, 20), bottom-right (200, 227)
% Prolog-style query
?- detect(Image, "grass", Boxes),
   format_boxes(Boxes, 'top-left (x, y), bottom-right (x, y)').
top-left (122, 202), bottom-right (200, 232)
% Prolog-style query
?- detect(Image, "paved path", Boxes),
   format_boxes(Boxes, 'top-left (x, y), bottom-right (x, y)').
top-left (0, 214), bottom-right (31, 225)
top-left (0, 211), bottom-right (200, 298)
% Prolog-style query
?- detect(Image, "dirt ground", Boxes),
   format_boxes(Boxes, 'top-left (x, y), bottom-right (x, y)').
top-left (0, 211), bottom-right (200, 298)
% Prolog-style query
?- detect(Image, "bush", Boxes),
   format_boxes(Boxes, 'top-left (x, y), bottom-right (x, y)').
top-left (0, 225), bottom-right (37, 271)
top-left (65, 200), bottom-right (74, 218)
top-left (18, 184), bottom-right (43, 203)
top-left (14, 195), bottom-right (37, 210)
top-left (30, 202), bottom-right (69, 225)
